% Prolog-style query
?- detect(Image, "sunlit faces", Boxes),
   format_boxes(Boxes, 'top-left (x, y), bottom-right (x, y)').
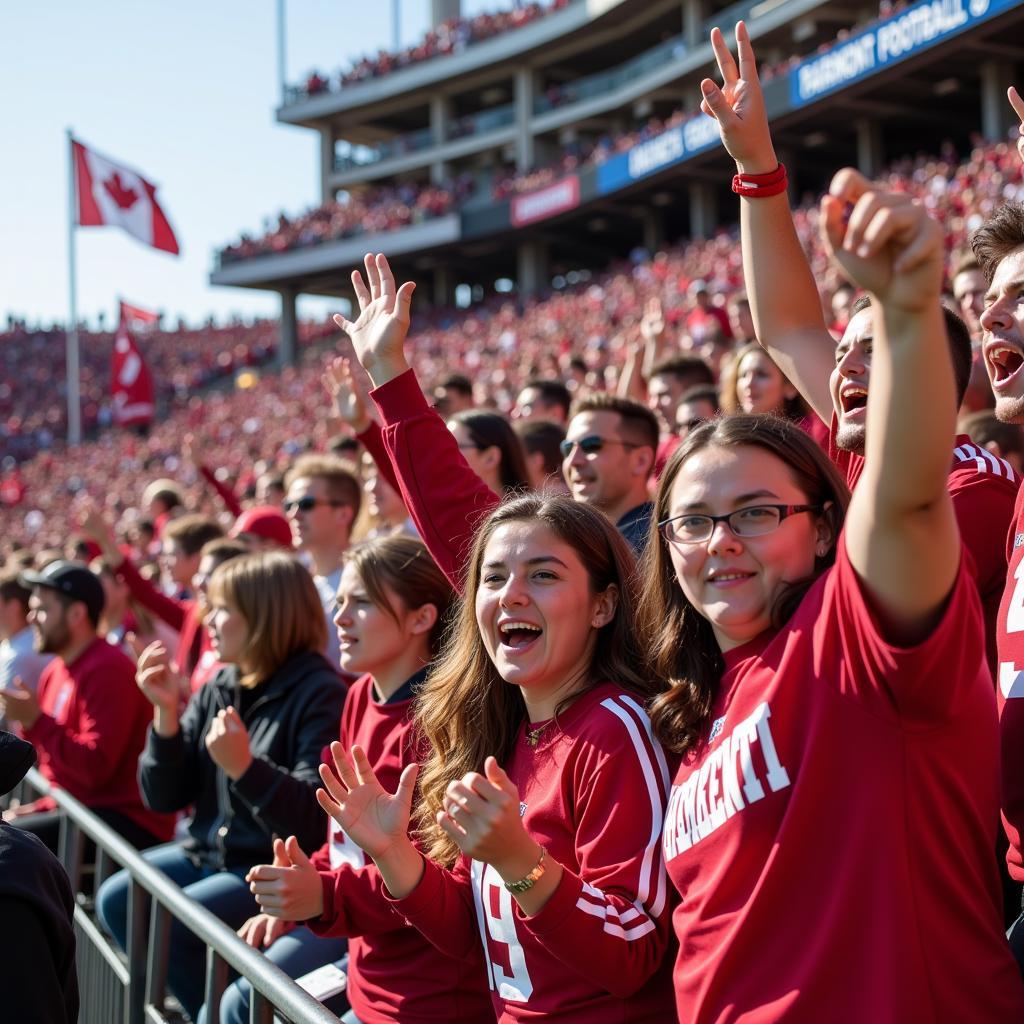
top-left (648, 374), bottom-right (685, 433)
top-left (953, 266), bottom-right (988, 334)
top-left (448, 420), bottom-right (499, 488)
top-left (204, 599), bottom-right (249, 666)
top-left (28, 589), bottom-right (72, 655)
top-left (332, 563), bottom-right (428, 676)
top-left (284, 476), bottom-right (349, 551)
top-left (475, 521), bottom-right (615, 700)
top-left (735, 349), bottom-right (796, 416)
top-left (676, 397), bottom-right (717, 438)
top-left (561, 410), bottom-right (645, 513)
top-left (160, 539), bottom-right (200, 589)
top-left (513, 386), bottom-right (566, 425)
top-left (364, 469), bottom-right (406, 525)
top-left (665, 445), bottom-right (830, 652)
top-left (981, 246), bottom-right (1024, 424)
top-left (828, 307), bottom-right (873, 455)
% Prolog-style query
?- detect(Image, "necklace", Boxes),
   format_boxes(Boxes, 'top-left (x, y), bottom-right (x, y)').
top-left (525, 720), bottom-right (552, 748)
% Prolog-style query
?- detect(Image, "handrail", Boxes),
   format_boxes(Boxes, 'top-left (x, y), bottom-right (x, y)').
top-left (22, 767), bottom-right (340, 1024)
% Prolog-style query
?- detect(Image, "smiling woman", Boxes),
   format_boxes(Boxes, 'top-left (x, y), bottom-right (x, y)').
top-left (317, 494), bottom-right (677, 1022)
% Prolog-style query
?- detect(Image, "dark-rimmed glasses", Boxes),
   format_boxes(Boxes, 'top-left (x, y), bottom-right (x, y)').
top-left (659, 504), bottom-right (822, 545)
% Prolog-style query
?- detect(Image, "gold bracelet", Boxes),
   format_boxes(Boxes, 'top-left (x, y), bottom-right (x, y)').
top-left (504, 846), bottom-right (547, 894)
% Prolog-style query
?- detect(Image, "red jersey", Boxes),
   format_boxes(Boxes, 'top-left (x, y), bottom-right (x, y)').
top-left (307, 674), bottom-right (493, 1024)
top-left (663, 538), bottom-right (1024, 1024)
top-left (829, 421), bottom-right (1017, 671)
top-left (393, 683), bottom-right (676, 1023)
top-left (997, 483), bottom-right (1024, 882)
top-left (23, 637), bottom-right (174, 842)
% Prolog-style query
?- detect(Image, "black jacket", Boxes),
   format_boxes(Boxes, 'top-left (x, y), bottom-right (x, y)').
top-left (138, 650), bottom-right (344, 870)
top-left (0, 731), bottom-right (79, 1023)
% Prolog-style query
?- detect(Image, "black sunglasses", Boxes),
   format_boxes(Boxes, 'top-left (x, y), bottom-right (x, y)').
top-left (283, 496), bottom-right (347, 514)
top-left (559, 435), bottom-right (638, 459)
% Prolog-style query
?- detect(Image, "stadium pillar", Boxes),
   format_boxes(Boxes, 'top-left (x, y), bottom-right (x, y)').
top-left (433, 266), bottom-right (452, 307)
top-left (278, 287), bottom-right (298, 369)
top-left (431, 0), bottom-right (460, 26)
top-left (981, 61), bottom-right (1015, 142)
top-left (689, 182), bottom-right (717, 240)
top-left (855, 119), bottom-right (884, 179)
top-left (683, 0), bottom-right (706, 48)
top-left (518, 240), bottom-right (549, 297)
top-left (515, 68), bottom-right (536, 171)
top-left (319, 129), bottom-right (336, 204)
top-left (642, 209), bottom-right (664, 254)
top-left (430, 96), bottom-right (452, 185)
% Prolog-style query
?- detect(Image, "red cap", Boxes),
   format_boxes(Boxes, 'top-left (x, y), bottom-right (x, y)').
top-left (230, 506), bottom-right (294, 549)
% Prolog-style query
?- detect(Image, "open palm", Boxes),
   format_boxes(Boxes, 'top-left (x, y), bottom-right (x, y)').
top-left (332, 253), bottom-right (416, 387)
top-left (317, 742), bottom-right (418, 861)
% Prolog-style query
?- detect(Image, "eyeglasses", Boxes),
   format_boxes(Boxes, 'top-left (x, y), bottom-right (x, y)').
top-left (283, 496), bottom-right (347, 514)
top-left (559, 435), bottom-right (638, 459)
top-left (659, 504), bottom-right (822, 545)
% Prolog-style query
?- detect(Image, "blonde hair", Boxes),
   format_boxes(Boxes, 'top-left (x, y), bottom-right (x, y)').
top-left (207, 551), bottom-right (327, 687)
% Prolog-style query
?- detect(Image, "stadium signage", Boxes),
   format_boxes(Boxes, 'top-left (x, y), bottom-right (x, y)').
top-left (511, 176), bottom-right (581, 226)
top-left (791, 0), bottom-right (1014, 106)
top-left (597, 115), bottom-right (721, 195)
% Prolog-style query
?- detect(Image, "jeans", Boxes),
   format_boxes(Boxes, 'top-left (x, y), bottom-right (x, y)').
top-left (96, 843), bottom-right (258, 1020)
top-left (207, 926), bottom-right (349, 1024)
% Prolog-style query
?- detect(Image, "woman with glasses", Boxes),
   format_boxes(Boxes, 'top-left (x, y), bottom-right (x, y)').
top-left (638, 148), bottom-right (1024, 1019)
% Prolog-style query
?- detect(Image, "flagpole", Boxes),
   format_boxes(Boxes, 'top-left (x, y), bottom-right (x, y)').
top-left (66, 127), bottom-right (82, 446)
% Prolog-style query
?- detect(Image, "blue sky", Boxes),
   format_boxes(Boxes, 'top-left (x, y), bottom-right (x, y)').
top-left (2, 0), bottom-right (500, 330)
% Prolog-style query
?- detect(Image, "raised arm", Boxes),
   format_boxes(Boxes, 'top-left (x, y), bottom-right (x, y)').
top-left (333, 254), bottom-right (499, 588)
top-left (823, 170), bottom-right (958, 641)
top-left (701, 22), bottom-right (835, 422)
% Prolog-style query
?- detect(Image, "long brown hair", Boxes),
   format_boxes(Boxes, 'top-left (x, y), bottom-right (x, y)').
top-left (342, 534), bottom-right (455, 659)
top-left (208, 551), bottom-right (327, 687)
top-left (719, 342), bottom-right (808, 421)
top-left (638, 414), bottom-right (849, 755)
top-left (415, 493), bottom-right (662, 866)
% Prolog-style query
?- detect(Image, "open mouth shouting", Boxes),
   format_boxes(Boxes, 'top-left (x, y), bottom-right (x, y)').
top-left (838, 382), bottom-right (869, 419)
top-left (985, 339), bottom-right (1024, 392)
top-left (498, 619), bottom-right (543, 652)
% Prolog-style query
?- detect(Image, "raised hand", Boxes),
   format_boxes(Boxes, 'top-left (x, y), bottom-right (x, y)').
top-left (136, 641), bottom-right (183, 716)
top-left (332, 253), bottom-right (416, 388)
top-left (639, 297), bottom-right (666, 347)
top-left (820, 169), bottom-right (943, 313)
top-left (316, 742), bottom-right (418, 861)
top-left (246, 835), bottom-right (324, 921)
top-left (77, 499), bottom-right (120, 562)
top-left (437, 757), bottom-right (539, 879)
top-left (204, 706), bottom-right (253, 780)
top-left (324, 356), bottom-right (372, 434)
top-left (700, 22), bottom-right (777, 174)
top-left (237, 913), bottom-right (293, 949)
top-left (1010, 87), bottom-right (1024, 165)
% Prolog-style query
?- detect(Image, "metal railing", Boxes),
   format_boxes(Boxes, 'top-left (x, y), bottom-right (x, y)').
top-left (12, 768), bottom-right (340, 1024)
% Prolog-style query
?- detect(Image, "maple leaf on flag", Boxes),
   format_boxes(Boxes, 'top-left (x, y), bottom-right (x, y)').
top-left (104, 172), bottom-right (139, 210)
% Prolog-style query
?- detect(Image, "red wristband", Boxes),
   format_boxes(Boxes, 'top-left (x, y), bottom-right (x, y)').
top-left (732, 163), bottom-right (788, 197)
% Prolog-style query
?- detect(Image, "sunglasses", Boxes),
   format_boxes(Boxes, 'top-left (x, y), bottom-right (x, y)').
top-left (283, 496), bottom-right (347, 514)
top-left (559, 435), bottom-right (638, 459)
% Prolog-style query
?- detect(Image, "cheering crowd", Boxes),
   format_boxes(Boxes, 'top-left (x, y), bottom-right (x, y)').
top-left (6, 21), bottom-right (1024, 1024)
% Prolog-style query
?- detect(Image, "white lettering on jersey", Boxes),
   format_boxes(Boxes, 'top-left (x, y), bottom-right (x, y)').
top-left (1000, 559), bottom-right (1024, 698)
top-left (471, 860), bottom-right (533, 1002)
top-left (663, 702), bottom-right (791, 859)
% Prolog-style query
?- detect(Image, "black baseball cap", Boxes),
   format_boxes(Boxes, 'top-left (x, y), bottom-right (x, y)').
top-left (19, 560), bottom-right (105, 624)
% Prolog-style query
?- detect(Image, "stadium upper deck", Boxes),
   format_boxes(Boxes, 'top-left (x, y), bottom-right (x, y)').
top-left (211, 0), bottom-right (1024, 361)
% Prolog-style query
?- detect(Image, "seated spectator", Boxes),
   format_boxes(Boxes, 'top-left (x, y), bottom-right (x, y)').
top-left (96, 551), bottom-right (345, 1021)
top-left (0, 561), bottom-right (174, 851)
top-left (0, 731), bottom-right (78, 1024)
top-left (0, 569), bottom-right (53, 726)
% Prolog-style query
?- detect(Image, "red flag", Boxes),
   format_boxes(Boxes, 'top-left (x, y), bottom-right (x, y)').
top-left (111, 313), bottom-right (155, 428)
top-left (119, 299), bottom-right (159, 329)
top-left (73, 139), bottom-right (180, 255)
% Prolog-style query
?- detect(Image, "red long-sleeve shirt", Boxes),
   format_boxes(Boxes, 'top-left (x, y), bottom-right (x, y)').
top-left (391, 684), bottom-right (676, 1022)
top-left (307, 675), bottom-right (492, 1024)
top-left (24, 637), bottom-right (174, 842)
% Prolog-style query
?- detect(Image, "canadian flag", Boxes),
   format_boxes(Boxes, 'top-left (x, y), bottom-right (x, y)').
top-left (73, 139), bottom-right (180, 255)
top-left (112, 303), bottom-right (156, 427)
